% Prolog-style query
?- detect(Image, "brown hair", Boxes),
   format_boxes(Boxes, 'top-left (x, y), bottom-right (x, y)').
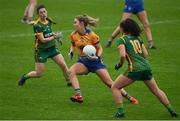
top-left (120, 18), bottom-right (142, 37)
top-left (36, 4), bottom-right (56, 24)
top-left (36, 4), bottom-right (46, 14)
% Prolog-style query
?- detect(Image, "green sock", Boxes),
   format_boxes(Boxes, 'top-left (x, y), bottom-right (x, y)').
top-left (23, 74), bottom-right (30, 80)
top-left (117, 103), bottom-right (124, 113)
top-left (165, 104), bottom-right (175, 113)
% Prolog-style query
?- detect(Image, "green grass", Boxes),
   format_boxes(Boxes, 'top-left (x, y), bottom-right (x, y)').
top-left (0, 0), bottom-right (180, 120)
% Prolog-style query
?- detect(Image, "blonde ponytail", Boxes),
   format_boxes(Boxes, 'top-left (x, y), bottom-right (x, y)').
top-left (76, 14), bottom-right (99, 27)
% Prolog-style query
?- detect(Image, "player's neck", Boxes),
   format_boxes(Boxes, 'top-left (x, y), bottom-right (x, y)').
top-left (77, 28), bottom-right (86, 35)
top-left (123, 33), bottom-right (133, 38)
top-left (123, 33), bottom-right (131, 36)
top-left (39, 18), bottom-right (48, 24)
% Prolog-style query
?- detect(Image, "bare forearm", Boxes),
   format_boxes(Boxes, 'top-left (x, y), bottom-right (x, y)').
top-left (43, 36), bottom-right (55, 43)
top-left (111, 26), bottom-right (121, 39)
top-left (40, 36), bottom-right (55, 43)
top-left (97, 47), bottom-right (103, 57)
top-left (70, 45), bottom-right (75, 52)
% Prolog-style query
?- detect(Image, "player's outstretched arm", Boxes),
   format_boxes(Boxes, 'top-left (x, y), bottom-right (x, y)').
top-left (105, 26), bottom-right (121, 48)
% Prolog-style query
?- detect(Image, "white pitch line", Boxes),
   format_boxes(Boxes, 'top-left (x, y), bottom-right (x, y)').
top-left (0, 19), bottom-right (180, 39)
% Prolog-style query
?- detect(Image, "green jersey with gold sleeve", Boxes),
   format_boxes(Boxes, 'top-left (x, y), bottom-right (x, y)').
top-left (117, 35), bottom-right (151, 72)
top-left (33, 18), bottom-right (55, 49)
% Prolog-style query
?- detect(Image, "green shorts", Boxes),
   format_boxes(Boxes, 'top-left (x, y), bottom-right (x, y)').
top-left (35, 46), bottom-right (60, 63)
top-left (124, 70), bottom-right (153, 81)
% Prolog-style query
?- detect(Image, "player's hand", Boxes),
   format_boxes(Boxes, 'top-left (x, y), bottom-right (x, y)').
top-left (105, 37), bottom-right (113, 48)
top-left (87, 55), bottom-right (98, 60)
top-left (55, 32), bottom-right (63, 45)
top-left (115, 63), bottom-right (122, 70)
top-left (68, 52), bottom-right (73, 60)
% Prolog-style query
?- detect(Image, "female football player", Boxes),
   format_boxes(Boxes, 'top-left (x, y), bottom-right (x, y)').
top-left (68, 14), bottom-right (138, 104)
top-left (105, 0), bottom-right (155, 49)
top-left (21, 0), bottom-right (37, 24)
top-left (111, 18), bottom-right (177, 118)
top-left (18, 5), bottom-right (70, 86)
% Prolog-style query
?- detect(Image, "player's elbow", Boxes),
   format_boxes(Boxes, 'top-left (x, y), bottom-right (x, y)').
top-left (40, 39), bottom-right (47, 43)
top-left (36, 72), bottom-right (43, 77)
top-left (143, 52), bottom-right (148, 58)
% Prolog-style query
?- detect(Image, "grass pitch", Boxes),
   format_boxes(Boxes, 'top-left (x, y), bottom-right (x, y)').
top-left (0, 0), bottom-right (180, 119)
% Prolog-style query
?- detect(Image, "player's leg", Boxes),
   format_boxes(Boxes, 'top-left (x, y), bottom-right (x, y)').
top-left (52, 54), bottom-right (71, 86)
top-left (144, 79), bottom-right (178, 117)
top-left (120, 88), bottom-right (139, 105)
top-left (111, 75), bottom-right (134, 118)
top-left (95, 69), bottom-right (138, 105)
top-left (18, 63), bottom-right (45, 86)
top-left (27, 0), bottom-right (37, 23)
top-left (69, 63), bottom-right (89, 103)
top-left (122, 12), bottom-right (133, 21)
top-left (95, 68), bottom-right (113, 88)
top-left (21, 5), bottom-right (29, 23)
top-left (137, 11), bottom-right (155, 49)
top-left (105, 12), bottom-right (132, 48)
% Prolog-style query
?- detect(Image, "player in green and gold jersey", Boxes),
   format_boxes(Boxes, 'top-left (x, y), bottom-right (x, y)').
top-left (111, 18), bottom-right (178, 118)
top-left (18, 5), bottom-right (71, 86)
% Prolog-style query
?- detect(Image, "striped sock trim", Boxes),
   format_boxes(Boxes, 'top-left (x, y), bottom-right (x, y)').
top-left (75, 88), bottom-right (81, 95)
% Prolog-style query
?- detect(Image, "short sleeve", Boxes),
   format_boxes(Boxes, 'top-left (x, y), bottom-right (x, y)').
top-left (70, 33), bottom-right (75, 46)
top-left (117, 38), bottom-right (125, 46)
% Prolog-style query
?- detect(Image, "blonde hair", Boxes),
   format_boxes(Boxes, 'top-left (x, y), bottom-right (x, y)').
top-left (76, 14), bottom-right (99, 27)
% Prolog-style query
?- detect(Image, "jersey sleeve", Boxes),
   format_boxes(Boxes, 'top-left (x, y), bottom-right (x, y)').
top-left (91, 32), bottom-right (100, 45)
top-left (117, 38), bottom-right (125, 45)
top-left (70, 33), bottom-right (76, 46)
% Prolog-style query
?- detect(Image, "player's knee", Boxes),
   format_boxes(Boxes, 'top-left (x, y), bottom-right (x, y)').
top-left (36, 71), bottom-right (43, 77)
top-left (69, 69), bottom-right (76, 78)
top-left (111, 83), bottom-right (116, 89)
top-left (157, 88), bottom-right (165, 96)
top-left (152, 87), bottom-right (161, 96)
top-left (143, 22), bottom-right (150, 29)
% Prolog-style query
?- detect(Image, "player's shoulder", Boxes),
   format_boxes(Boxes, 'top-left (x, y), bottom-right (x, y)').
top-left (33, 19), bottom-right (42, 28)
top-left (88, 29), bottom-right (99, 41)
top-left (120, 35), bottom-right (127, 41)
top-left (71, 31), bottom-right (76, 35)
top-left (116, 35), bottom-right (126, 45)
top-left (70, 31), bottom-right (78, 37)
top-left (70, 31), bottom-right (79, 41)
top-left (86, 29), bottom-right (98, 37)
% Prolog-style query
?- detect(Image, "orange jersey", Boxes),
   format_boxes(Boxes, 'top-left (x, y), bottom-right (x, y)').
top-left (70, 29), bottom-right (100, 56)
